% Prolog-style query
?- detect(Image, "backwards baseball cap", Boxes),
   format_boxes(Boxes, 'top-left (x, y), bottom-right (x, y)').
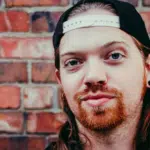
top-left (53, 0), bottom-right (150, 68)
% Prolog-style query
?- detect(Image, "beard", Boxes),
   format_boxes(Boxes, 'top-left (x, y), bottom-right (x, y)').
top-left (74, 87), bottom-right (126, 131)
top-left (72, 76), bottom-right (147, 132)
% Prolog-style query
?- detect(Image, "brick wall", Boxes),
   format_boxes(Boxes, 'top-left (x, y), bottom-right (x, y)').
top-left (0, 0), bottom-right (150, 150)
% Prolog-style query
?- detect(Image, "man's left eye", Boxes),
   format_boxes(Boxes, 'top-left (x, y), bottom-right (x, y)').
top-left (108, 52), bottom-right (124, 60)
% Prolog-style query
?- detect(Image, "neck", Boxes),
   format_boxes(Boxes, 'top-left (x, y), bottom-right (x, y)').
top-left (76, 107), bottom-right (142, 150)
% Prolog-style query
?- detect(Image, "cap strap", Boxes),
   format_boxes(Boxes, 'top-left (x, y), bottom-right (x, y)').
top-left (63, 15), bottom-right (120, 33)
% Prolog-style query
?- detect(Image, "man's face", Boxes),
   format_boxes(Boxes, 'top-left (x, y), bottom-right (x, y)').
top-left (56, 24), bottom-right (147, 131)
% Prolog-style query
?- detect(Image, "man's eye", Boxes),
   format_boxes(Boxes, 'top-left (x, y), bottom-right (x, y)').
top-left (108, 52), bottom-right (124, 60)
top-left (64, 59), bottom-right (81, 67)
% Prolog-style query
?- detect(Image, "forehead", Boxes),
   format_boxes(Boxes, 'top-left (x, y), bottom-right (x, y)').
top-left (59, 26), bottom-right (135, 54)
top-left (60, 8), bottom-right (135, 54)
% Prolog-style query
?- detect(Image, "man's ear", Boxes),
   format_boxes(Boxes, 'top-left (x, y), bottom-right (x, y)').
top-left (146, 54), bottom-right (150, 88)
top-left (55, 69), bottom-right (62, 86)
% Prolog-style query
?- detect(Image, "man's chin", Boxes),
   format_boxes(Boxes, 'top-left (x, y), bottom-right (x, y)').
top-left (77, 107), bottom-right (126, 131)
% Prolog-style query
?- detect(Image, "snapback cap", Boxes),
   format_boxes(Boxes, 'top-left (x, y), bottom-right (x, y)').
top-left (53, 0), bottom-right (150, 68)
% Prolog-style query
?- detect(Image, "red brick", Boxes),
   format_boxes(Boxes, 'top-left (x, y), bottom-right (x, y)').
top-left (32, 63), bottom-right (56, 83)
top-left (0, 86), bottom-right (20, 109)
top-left (0, 137), bottom-right (9, 150)
top-left (0, 12), bottom-right (8, 32)
top-left (23, 87), bottom-right (54, 109)
top-left (0, 136), bottom-right (46, 150)
top-left (0, 113), bottom-right (23, 133)
top-left (7, 11), bottom-right (29, 32)
top-left (39, 0), bottom-right (69, 6)
top-left (5, 0), bottom-right (39, 7)
top-left (143, 0), bottom-right (150, 6)
top-left (28, 137), bottom-right (46, 150)
top-left (5, 0), bottom-right (69, 7)
top-left (140, 12), bottom-right (150, 33)
top-left (39, 0), bottom-right (61, 5)
top-left (0, 137), bottom-right (28, 150)
top-left (0, 62), bottom-right (27, 83)
top-left (0, 11), bottom-right (29, 32)
top-left (27, 112), bottom-right (66, 133)
top-left (0, 38), bottom-right (54, 59)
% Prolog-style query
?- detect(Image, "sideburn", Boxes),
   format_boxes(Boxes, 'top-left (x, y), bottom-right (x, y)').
top-left (59, 92), bottom-right (84, 150)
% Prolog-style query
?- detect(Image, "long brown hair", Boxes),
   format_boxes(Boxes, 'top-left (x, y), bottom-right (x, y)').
top-left (54, 2), bottom-right (150, 150)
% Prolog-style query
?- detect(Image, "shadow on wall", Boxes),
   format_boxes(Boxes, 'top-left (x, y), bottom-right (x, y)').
top-left (32, 12), bottom-right (55, 32)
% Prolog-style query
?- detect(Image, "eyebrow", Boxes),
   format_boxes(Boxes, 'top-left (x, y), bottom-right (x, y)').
top-left (60, 41), bottom-right (129, 58)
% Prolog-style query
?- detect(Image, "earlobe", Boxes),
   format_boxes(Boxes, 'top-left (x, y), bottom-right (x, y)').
top-left (146, 54), bottom-right (150, 88)
top-left (147, 71), bottom-right (150, 88)
top-left (55, 69), bottom-right (62, 85)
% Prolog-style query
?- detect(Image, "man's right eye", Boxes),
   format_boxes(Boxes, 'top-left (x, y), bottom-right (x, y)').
top-left (64, 59), bottom-right (82, 68)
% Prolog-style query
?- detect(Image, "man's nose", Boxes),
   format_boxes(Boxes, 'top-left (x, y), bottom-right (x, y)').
top-left (84, 59), bottom-right (107, 86)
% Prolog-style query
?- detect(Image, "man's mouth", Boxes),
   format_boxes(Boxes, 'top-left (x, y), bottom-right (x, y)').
top-left (81, 93), bottom-right (115, 107)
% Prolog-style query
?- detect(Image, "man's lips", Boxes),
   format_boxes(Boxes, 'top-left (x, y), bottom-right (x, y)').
top-left (81, 93), bottom-right (115, 106)
top-left (82, 94), bottom-right (115, 100)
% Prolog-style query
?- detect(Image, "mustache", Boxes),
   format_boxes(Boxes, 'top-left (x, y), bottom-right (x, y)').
top-left (74, 85), bottom-right (123, 102)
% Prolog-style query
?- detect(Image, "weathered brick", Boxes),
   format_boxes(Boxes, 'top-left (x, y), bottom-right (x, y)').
top-left (140, 12), bottom-right (150, 33)
top-left (0, 137), bottom-right (9, 150)
top-left (143, 0), bottom-right (150, 6)
top-left (23, 87), bottom-right (54, 109)
top-left (32, 12), bottom-right (50, 33)
top-left (0, 11), bottom-right (29, 32)
top-left (0, 113), bottom-right (23, 133)
top-left (0, 62), bottom-right (27, 83)
top-left (32, 63), bottom-right (56, 83)
top-left (2, 137), bottom-right (28, 150)
top-left (0, 136), bottom-right (46, 150)
top-left (0, 86), bottom-right (20, 109)
top-left (32, 12), bottom-right (62, 32)
top-left (27, 112), bottom-right (66, 133)
top-left (0, 12), bottom-right (8, 32)
top-left (28, 136), bottom-right (46, 150)
top-left (8, 11), bottom-right (29, 32)
top-left (5, 0), bottom-right (69, 7)
top-left (5, 0), bottom-right (39, 7)
top-left (39, 0), bottom-right (69, 6)
top-left (0, 38), bottom-right (54, 59)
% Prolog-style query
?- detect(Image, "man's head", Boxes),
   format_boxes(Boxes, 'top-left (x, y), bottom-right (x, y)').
top-left (53, 0), bottom-right (150, 132)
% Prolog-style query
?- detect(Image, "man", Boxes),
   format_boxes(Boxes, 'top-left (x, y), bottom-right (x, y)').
top-left (46, 0), bottom-right (150, 149)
